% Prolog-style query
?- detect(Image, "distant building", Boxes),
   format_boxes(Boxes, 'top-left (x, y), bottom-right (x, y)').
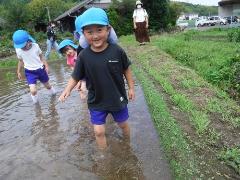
top-left (218, 0), bottom-right (240, 17)
top-left (54, 0), bottom-right (112, 32)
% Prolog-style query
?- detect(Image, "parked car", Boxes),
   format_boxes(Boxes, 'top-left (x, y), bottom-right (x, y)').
top-left (208, 16), bottom-right (227, 25)
top-left (195, 16), bottom-right (227, 27)
top-left (224, 16), bottom-right (239, 24)
top-left (176, 20), bottom-right (189, 30)
top-left (195, 18), bottom-right (210, 27)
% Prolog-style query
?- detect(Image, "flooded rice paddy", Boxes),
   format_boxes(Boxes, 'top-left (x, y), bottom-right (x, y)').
top-left (0, 61), bottom-right (171, 180)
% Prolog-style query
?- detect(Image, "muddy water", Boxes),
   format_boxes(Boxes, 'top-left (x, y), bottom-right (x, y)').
top-left (0, 61), bottom-right (172, 180)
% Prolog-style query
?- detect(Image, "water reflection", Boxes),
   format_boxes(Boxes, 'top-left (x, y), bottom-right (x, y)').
top-left (32, 96), bottom-right (64, 154)
top-left (0, 62), bottom-right (172, 180)
top-left (93, 139), bottom-right (145, 180)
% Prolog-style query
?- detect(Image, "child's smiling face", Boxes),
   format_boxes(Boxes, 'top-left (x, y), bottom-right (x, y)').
top-left (63, 46), bottom-right (76, 57)
top-left (83, 25), bottom-right (110, 52)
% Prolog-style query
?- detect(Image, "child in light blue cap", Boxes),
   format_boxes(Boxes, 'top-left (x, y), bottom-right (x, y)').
top-left (58, 39), bottom-right (87, 99)
top-left (58, 39), bottom-right (78, 70)
top-left (74, 14), bottom-right (118, 54)
top-left (13, 30), bottom-right (56, 104)
top-left (59, 8), bottom-right (135, 150)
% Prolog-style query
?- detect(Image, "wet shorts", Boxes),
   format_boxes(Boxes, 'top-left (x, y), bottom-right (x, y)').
top-left (25, 67), bottom-right (49, 85)
top-left (90, 106), bottom-right (129, 125)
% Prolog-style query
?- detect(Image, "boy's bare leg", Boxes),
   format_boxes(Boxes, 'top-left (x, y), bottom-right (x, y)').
top-left (29, 84), bottom-right (38, 103)
top-left (93, 124), bottom-right (107, 149)
top-left (118, 121), bottom-right (130, 140)
top-left (43, 82), bottom-right (56, 95)
top-left (29, 84), bottom-right (37, 95)
top-left (43, 81), bottom-right (52, 90)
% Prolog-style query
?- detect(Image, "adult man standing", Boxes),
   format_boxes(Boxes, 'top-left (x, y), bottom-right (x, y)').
top-left (45, 21), bottom-right (62, 60)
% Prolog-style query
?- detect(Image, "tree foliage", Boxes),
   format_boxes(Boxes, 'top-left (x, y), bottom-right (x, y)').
top-left (169, 2), bottom-right (185, 26)
top-left (108, 0), bottom-right (135, 36)
top-left (2, 0), bottom-right (28, 29)
top-left (175, 2), bottom-right (218, 16)
top-left (142, 0), bottom-right (170, 30)
top-left (27, 0), bottom-right (70, 24)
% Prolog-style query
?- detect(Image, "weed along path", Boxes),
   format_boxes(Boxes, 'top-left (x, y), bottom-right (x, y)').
top-left (120, 36), bottom-right (240, 179)
top-left (0, 61), bottom-right (172, 180)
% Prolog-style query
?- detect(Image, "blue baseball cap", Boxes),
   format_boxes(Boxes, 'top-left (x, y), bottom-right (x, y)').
top-left (80, 7), bottom-right (109, 30)
top-left (12, 30), bottom-right (35, 48)
top-left (75, 15), bottom-right (83, 33)
top-left (58, 39), bottom-right (78, 53)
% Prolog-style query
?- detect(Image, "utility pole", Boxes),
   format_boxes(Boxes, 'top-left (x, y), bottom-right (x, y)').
top-left (45, 6), bottom-right (51, 22)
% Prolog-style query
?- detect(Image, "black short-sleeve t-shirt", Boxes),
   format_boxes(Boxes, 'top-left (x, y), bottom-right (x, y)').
top-left (72, 44), bottom-right (131, 111)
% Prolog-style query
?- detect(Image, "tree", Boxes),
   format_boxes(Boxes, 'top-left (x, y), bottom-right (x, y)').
top-left (108, 0), bottom-right (135, 36)
top-left (141, 0), bottom-right (170, 31)
top-left (26, 0), bottom-right (71, 25)
top-left (169, 2), bottom-right (185, 26)
top-left (2, 0), bottom-right (28, 29)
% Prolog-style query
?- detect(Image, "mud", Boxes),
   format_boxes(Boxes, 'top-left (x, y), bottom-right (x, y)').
top-left (0, 61), bottom-right (172, 180)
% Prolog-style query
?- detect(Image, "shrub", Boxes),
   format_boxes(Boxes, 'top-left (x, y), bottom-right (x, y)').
top-left (227, 28), bottom-right (240, 42)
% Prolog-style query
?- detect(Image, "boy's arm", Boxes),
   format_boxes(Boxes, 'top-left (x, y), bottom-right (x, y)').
top-left (59, 77), bottom-right (78, 102)
top-left (123, 67), bottom-right (135, 101)
top-left (17, 59), bottom-right (24, 80)
top-left (39, 54), bottom-right (49, 74)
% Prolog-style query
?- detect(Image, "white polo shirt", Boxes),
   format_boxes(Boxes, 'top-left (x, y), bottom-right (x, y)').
top-left (16, 43), bottom-right (43, 70)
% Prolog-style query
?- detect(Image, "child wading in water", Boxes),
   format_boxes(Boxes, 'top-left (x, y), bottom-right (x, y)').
top-left (59, 7), bottom-right (135, 150)
top-left (58, 39), bottom-right (87, 99)
top-left (13, 30), bottom-right (56, 104)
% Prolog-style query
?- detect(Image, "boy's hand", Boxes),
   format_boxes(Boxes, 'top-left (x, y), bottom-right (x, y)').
top-left (128, 88), bottom-right (135, 101)
top-left (75, 81), bottom-right (81, 91)
top-left (58, 90), bottom-right (70, 102)
top-left (17, 72), bottom-right (22, 80)
top-left (45, 66), bottom-right (49, 74)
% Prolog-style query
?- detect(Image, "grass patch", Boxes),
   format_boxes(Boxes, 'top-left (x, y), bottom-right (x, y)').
top-left (0, 56), bottom-right (18, 68)
top-left (152, 28), bottom-right (240, 95)
top-left (218, 147), bottom-right (240, 175)
top-left (120, 34), bottom-right (240, 178)
top-left (133, 65), bottom-right (200, 179)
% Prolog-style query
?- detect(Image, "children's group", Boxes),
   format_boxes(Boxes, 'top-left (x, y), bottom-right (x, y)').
top-left (12, 7), bottom-right (135, 150)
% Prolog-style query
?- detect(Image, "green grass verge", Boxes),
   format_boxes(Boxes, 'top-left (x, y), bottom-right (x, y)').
top-left (152, 29), bottom-right (240, 92)
top-left (133, 65), bottom-right (201, 179)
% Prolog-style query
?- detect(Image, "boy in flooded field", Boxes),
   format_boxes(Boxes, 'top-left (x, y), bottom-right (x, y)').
top-left (59, 7), bottom-right (135, 150)
top-left (13, 30), bottom-right (56, 104)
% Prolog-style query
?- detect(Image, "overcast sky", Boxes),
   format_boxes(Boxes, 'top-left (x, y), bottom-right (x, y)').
top-left (171, 0), bottom-right (220, 6)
